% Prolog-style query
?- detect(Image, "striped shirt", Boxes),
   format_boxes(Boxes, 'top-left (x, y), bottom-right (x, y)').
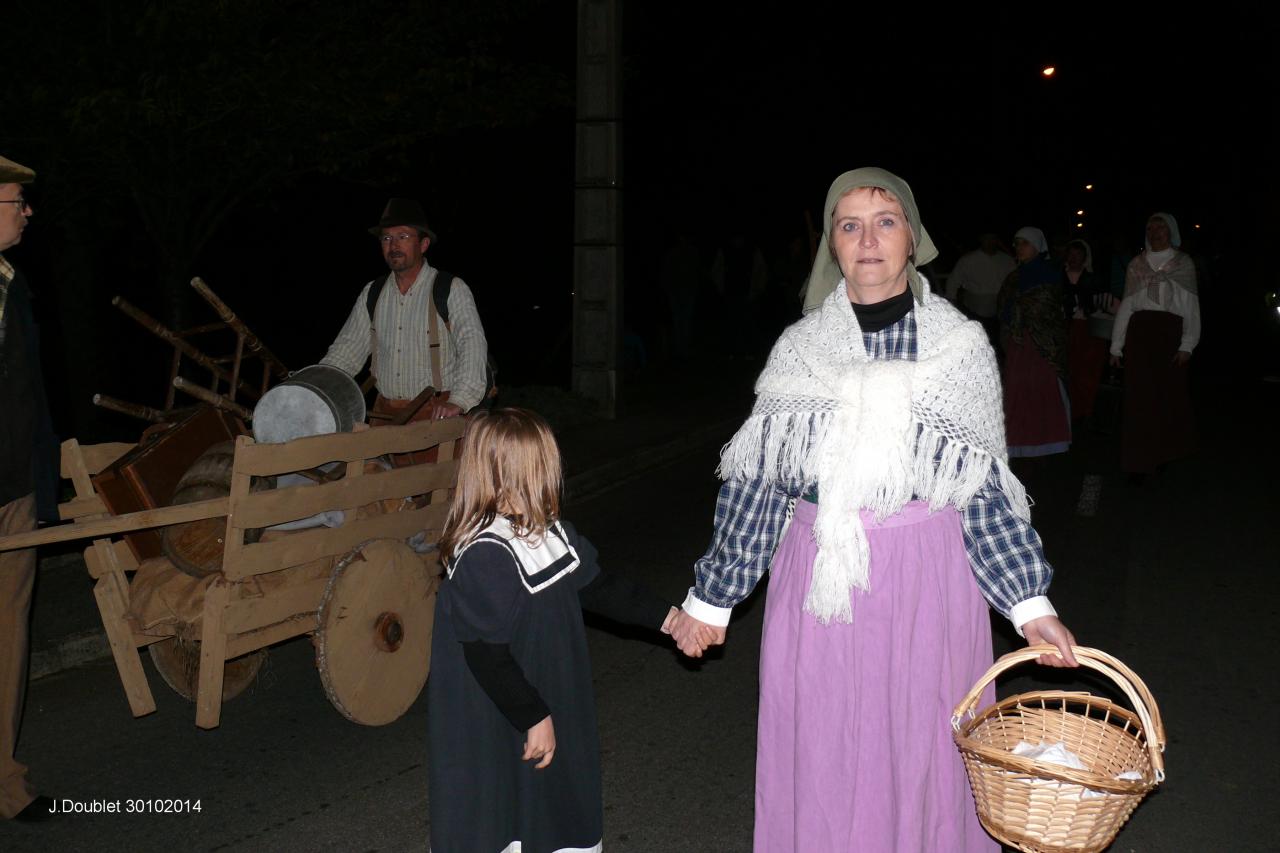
top-left (322, 262), bottom-right (489, 410)
top-left (686, 311), bottom-right (1055, 630)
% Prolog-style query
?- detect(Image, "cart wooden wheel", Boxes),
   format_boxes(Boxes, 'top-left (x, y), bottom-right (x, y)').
top-left (315, 539), bottom-right (439, 726)
top-left (148, 638), bottom-right (267, 703)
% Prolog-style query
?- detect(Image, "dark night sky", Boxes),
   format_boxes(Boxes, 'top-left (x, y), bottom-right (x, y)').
top-left (4, 7), bottom-right (1277, 438)
top-left (623, 12), bottom-right (1272, 248)
top-left (616, 12), bottom-right (1276, 378)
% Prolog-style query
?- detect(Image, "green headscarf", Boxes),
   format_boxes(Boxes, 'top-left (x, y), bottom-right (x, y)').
top-left (800, 167), bottom-right (938, 313)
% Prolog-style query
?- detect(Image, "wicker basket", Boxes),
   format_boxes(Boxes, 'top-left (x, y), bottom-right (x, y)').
top-left (951, 645), bottom-right (1166, 853)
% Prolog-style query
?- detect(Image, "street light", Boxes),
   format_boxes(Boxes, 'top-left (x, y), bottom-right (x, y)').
top-left (1042, 66), bottom-right (1056, 77)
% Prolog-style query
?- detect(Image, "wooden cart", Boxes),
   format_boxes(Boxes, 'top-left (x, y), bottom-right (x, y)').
top-left (0, 418), bottom-right (464, 729)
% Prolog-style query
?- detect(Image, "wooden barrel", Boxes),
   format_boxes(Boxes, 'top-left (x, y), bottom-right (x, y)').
top-left (148, 637), bottom-right (266, 703)
top-left (160, 440), bottom-right (272, 578)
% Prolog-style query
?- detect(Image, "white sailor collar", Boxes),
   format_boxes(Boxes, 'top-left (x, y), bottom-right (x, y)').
top-left (448, 517), bottom-right (581, 594)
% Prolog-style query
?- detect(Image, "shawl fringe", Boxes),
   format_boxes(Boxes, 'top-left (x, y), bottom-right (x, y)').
top-left (717, 284), bottom-right (1030, 623)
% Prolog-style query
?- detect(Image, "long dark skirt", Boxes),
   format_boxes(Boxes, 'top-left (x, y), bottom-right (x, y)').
top-left (1120, 310), bottom-right (1195, 473)
top-left (1003, 338), bottom-right (1071, 457)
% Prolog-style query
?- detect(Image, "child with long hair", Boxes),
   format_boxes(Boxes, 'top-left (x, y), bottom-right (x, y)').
top-left (427, 408), bottom-right (686, 853)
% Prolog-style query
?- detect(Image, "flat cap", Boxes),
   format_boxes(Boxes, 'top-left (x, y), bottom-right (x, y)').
top-left (0, 154), bottom-right (35, 184)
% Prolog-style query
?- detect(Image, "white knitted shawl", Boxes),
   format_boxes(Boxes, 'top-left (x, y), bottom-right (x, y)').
top-left (719, 282), bottom-right (1029, 623)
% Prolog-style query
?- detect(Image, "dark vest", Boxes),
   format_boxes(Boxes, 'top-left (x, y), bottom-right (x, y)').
top-left (0, 266), bottom-right (41, 505)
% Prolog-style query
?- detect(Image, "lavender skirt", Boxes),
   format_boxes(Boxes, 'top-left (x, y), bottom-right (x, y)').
top-left (754, 499), bottom-right (997, 853)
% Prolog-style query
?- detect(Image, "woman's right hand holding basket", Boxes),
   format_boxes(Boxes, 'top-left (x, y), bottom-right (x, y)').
top-left (1022, 615), bottom-right (1079, 668)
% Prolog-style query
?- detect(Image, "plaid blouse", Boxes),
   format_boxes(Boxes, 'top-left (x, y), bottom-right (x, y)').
top-left (690, 312), bottom-right (1054, 623)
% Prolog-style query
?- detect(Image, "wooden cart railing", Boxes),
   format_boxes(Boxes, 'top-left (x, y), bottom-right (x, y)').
top-left (11, 419), bottom-right (465, 729)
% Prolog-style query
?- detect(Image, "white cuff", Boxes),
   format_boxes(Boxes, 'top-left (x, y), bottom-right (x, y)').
top-left (1010, 596), bottom-right (1056, 637)
top-left (681, 590), bottom-right (733, 628)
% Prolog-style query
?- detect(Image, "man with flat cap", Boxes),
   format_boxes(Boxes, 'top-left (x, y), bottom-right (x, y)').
top-left (0, 153), bottom-right (55, 823)
top-left (322, 198), bottom-right (491, 425)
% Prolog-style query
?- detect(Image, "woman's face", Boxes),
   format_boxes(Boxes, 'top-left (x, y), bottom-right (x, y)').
top-left (830, 187), bottom-right (912, 304)
top-left (1013, 237), bottom-right (1039, 263)
top-left (1065, 246), bottom-right (1086, 271)
top-left (1146, 217), bottom-right (1172, 251)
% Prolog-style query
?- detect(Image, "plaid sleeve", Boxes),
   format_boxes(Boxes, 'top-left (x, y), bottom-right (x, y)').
top-left (961, 467), bottom-right (1054, 618)
top-left (691, 475), bottom-right (792, 609)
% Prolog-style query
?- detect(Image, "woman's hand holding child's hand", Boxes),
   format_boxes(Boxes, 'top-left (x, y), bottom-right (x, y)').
top-left (660, 607), bottom-right (680, 635)
top-left (523, 716), bottom-right (556, 769)
top-left (667, 610), bottom-right (725, 658)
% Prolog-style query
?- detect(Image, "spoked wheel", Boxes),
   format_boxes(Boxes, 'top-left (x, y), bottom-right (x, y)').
top-left (148, 637), bottom-right (267, 703)
top-left (315, 539), bottom-right (439, 725)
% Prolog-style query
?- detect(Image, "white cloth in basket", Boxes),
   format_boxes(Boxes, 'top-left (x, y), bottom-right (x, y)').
top-left (1011, 741), bottom-right (1142, 800)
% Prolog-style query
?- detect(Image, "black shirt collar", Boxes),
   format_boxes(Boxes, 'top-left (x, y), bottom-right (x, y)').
top-left (850, 288), bottom-right (913, 333)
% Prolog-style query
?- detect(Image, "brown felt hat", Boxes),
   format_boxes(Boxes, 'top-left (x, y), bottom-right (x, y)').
top-left (368, 198), bottom-right (436, 242)
top-left (0, 154), bottom-right (35, 184)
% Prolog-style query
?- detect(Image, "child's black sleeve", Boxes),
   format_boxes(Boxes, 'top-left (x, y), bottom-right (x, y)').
top-left (563, 523), bottom-right (672, 629)
top-left (578, 571), bottom-right (672, 629)
top-left (460, 641), bottom-right (551, 732)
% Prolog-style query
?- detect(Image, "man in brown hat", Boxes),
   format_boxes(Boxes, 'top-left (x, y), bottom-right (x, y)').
top-left (322, 198), bottom-right (491, 426)
top-left (0, 153), bottom-right (55, 822)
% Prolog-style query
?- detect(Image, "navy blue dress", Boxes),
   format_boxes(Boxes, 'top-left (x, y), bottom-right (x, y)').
top-left (428, 520), bottom-right (665, 853)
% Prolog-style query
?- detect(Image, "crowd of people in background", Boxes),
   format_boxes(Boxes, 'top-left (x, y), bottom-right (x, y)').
top-left (955, 215), bottom-right (1201, 481)
top-left (644, 208), bottom-right (1205, 485)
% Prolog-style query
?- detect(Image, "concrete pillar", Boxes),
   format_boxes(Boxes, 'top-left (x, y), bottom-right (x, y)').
top-left (573, 0), bottom-right (622, 418)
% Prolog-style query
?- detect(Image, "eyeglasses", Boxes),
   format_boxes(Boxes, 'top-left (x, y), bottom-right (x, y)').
top-left (0, 197), bottom-right (30, 211)
top-left (379, 233), bottom-right (420, 245)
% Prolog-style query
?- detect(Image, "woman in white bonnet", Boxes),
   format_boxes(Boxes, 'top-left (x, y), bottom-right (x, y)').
top-left (1109, 212), bottom-right (1200, 479)
top-left (669, 168), bottom-right (1078, 851)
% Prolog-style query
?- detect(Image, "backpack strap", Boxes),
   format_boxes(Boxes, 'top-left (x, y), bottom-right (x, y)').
top-left (363, 276), bottom-right (387, 386)
top-left (432, 270), bottom-right (454, 326)
top-left (365, 275), bottom-right (387, 322)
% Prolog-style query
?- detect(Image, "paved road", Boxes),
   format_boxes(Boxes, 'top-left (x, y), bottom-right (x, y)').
top-left (5, 374), bottom-right (1278, 851)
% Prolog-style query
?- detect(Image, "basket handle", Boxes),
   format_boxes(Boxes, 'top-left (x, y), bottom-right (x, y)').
top-left (951, 645), bottom-right (1165, 782)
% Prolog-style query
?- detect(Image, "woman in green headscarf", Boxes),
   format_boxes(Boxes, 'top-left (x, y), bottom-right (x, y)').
top-left (669, 168), bottom-right (1077, 852)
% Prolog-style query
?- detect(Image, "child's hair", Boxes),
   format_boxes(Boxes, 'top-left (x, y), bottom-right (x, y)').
top-left (438, 407), bottom-right (563, 564)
